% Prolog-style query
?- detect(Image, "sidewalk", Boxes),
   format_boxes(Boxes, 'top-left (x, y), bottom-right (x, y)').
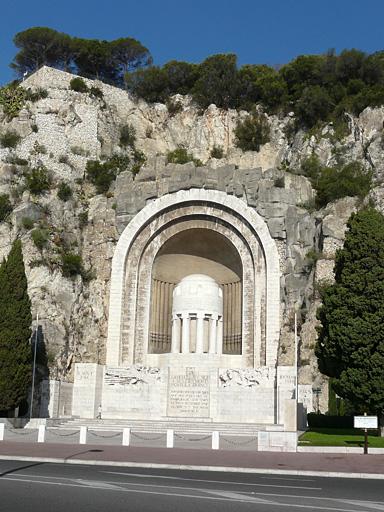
top-left (0, 441), bottom-right (383, 479)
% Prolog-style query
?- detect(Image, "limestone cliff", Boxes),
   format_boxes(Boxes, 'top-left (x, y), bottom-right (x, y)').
top-left (1, 66), bottom-right (383, 412)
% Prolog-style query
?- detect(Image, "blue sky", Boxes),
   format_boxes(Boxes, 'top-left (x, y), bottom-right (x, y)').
top-left (1, 0), bottom-right (384, 85)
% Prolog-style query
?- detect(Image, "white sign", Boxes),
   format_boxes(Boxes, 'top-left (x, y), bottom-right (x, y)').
top-left (354, 416), bottom-right (378, 429)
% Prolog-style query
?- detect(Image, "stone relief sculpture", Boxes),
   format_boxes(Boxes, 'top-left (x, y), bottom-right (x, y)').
top-left (105, 366), bottom-right (161, 386)
top-left (219, 367), bottom-right (273, 387)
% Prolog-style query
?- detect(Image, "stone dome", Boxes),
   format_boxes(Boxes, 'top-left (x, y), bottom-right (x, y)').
top-left (172, 274), bottom-right (223, 315)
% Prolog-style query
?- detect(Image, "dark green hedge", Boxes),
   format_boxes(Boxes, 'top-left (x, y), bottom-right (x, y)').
top-left (307, 413), bottom-right (354, 428)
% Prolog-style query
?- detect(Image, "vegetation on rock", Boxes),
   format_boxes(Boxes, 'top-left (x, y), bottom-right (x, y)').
top-left (24, 165), bottom-right (52, 195)
top-left (315, 208), bottom-right (384, 418)
top-left (57, 182), bottom-right (72, 201)
top-left (0, 240), bottom-right (32, 412)
top-left (0, 194), bottom-right (12, 222)
top-left (166, 147), bottom-right (202, 166)
top-left (300, 155), bottom-right (372, 208)
top-left (0, 130), bottom-right (22, 148)
top-left (234, 112), bottom-right (270, 152)
top-left (69, 77), bottom-right (88, 93)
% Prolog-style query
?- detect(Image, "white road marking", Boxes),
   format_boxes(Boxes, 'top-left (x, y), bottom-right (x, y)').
top-left (0, 474), bottom-right (379, 511)
top-left (341, 501), bottom-right (384, 511)
top-left (101, 470), bottom-right (322, 490)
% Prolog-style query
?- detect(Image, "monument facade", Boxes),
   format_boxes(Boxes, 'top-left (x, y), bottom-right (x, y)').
top-left (71, 188), bottom-right (298, 428)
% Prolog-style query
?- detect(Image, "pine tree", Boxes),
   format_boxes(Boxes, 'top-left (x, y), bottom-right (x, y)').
top-left (315, 208), bottom-right (384, 418)
top-left (0, 239), bottom-right (32, 412)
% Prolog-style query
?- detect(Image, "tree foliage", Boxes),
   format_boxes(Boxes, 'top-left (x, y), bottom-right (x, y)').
top-left (315, 208), bottom-right (384, 416)
top-left (126, 48), bottom-right (384, 129)
top-left (11, 27), bottom-right (152, 86)
top-left (300, 156), bottom-right (372, 208)
top-left (0, 240), bottom-right (32, 412)
top-left (234, 112), bottom-right (270, 152)
top-left (9, 27), bottom-right (384, 130)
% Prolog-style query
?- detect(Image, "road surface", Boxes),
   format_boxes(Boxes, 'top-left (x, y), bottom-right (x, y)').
top-left (0, 460), bottom-right (383, 511)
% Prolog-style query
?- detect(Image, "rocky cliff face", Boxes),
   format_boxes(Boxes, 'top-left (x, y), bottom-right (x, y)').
top-left (1, 66), bottom-right (383, 411)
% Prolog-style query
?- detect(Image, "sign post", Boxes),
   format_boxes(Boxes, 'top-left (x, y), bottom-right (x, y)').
top-left (354, 414), bottom-right (378, 454)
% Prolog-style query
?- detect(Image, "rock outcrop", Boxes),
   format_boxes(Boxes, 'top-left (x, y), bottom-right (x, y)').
top-left (1, 66), bottom-right (383, 412)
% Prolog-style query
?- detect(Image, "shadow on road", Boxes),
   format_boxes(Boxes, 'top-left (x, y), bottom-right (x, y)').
top-left (0, 461), bottom-right (45, 478)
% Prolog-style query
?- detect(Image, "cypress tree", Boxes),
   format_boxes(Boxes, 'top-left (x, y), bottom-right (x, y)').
top-left (0, 239), bottom-right (32, 412)
top-left (315, 208), bottom-right (384, 418)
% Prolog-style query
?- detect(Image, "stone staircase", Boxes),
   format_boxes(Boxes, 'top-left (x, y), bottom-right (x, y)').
top-left (51, 417), bottom-right (284, 435)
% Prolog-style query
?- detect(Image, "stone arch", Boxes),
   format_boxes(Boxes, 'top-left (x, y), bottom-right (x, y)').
top-left (106, 188), bottom-right (280, 367)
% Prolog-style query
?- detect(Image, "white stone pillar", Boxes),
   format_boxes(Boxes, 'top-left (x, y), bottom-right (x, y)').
top-left (217, 317), bottom-right (223, 354)
top-left (181, 314), bottom-right (190, 353)
top-left (79, 426), bottom-right (87, 444)
top-left (166, 429), bottom-right (174, 448)
top-left (37, 425), bottom-right (46, 443)
top-left (209, 316), bottom-right (217, 354)
top-left (0, 423), bottom-right (5, 441)
top-left (212, 431), bottom-right (220, 450)
top-left (122, 428), bottom-right (131, 446)
top-left (196, 314), bottom-right (204, 354)
top-left (171, 316), bottom-right (181, 353)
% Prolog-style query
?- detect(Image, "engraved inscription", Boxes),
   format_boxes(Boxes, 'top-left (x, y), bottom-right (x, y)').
top-left (167, 367), bottom-right (210, 417)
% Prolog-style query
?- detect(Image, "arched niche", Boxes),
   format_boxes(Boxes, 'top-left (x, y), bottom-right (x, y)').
top-left (149, 228), bottom-right (243, 355)
top-left (106, 189), bottom-right (280, 368)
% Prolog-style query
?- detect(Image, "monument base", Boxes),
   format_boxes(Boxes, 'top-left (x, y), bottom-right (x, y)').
top-left (70, 362), bottom-right (299, 428)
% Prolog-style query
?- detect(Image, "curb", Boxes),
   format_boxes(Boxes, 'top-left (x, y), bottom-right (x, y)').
top-left (0, 455), bottom-right (383, 480)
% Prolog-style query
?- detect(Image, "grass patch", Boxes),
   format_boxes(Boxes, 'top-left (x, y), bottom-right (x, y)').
top-left (299, 428), bottom-right (384, 447)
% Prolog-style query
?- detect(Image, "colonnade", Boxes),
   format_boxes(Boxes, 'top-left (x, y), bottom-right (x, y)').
top-left (170, 314), bottom-right (223, 354)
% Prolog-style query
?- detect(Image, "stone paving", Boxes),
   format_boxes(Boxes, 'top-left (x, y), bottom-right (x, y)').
top-left (0, 439), bottom-right (383, 477)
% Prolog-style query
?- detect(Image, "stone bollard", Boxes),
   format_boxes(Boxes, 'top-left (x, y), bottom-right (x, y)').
top-left (122, 428), bottom-right (131, 446)
top-left (37, 425), bottom-right (46, 443)
top-left (212, 431), bottom-right (219, 450)
top-left (166, 429), bottom-right (174, 448)
top-left (79, 426), bottom-right (87, 444)
top-left (0, 423), bottom-right (4, 441)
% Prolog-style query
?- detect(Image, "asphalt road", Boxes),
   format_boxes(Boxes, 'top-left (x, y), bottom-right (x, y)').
top-left (0, 460), bottom-right (383, 512)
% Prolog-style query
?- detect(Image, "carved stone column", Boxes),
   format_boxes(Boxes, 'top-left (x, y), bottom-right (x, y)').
top-left (196, 313), bottom-right (205, 354)
top-left (209, 315), bottom-right (217, 354)
top-left (181, 314), bottom-right (190, 353)
top-left (171, 315), bottom-right (181, 353)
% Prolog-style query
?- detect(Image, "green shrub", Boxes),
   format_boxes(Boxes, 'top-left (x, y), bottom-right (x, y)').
top-left (210, 145), bottom-right (224, 159)
top-left (106, 153), bottom-right (131, 171)
top-left (31, 228), bottom-right (49, 250)
top-left (25, 87), bottom-right (48, 102)
top-left (119, 124), bottom-right (136, 147)
top-left (57, 181), bottom-right (72, 201)
top-left (0, 194), bottom-right (12, 222)
top-left (89, 86), bottom-right (103, 99)
top-left (21, 217), bottom-right (34, 230)
top-left (0, 83), bottom-right (26, 120)
top-left (234, 112), bottom-right (270, 152)
top-left (166, 147), bottom-right (201, 166)
top-left (5, 155), bottom-right (28, 166)
top-left (131, 149), bottom-right (146, 174)
top-left (301, 154), bottom-right (323, 180)
top-left (78, 210), bottom-right (88, 228)
top-left (166, 98), bottom-right (183, 115)
top-left (315, 162), bottom-right (372, 208)
top-left (24, 165), bottom-right (52, 195)
top-left (71, 146), bottom-right (90, 157)
top-left (58, 154), bottom-right (69, 164)
top-left (86, 160), bottom-right (117, 194)
top-left (307, 413), bottom-right (353, 428)
top-left (70, 77), bottom-right (88, 93)
top-left (0, 130), bottom-right (22, 148)
top-left (61, 252), bottom-right (83, 277)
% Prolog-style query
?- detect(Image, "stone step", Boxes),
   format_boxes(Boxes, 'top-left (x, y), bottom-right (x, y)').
top-left (51, 418), bottom-right (284, 435)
